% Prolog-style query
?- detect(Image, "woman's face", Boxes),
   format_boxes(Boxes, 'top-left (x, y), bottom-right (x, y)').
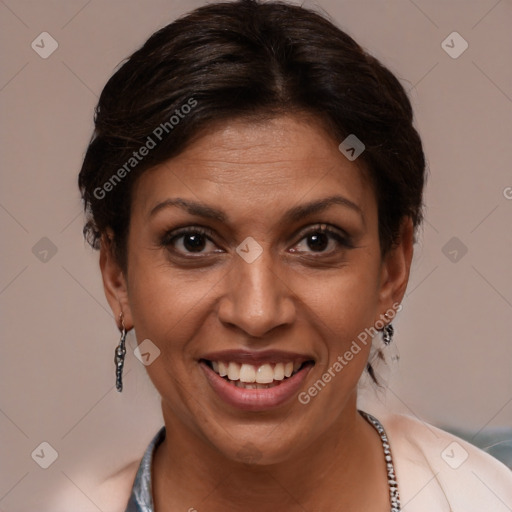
top-left (101, 114), bottom-right (412, 464)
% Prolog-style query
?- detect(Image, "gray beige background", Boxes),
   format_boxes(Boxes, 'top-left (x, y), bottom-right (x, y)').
top-left (1, 0), bottom-right (511, 511)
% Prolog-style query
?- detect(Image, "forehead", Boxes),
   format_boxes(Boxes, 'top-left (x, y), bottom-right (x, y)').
top-left (132, 115), bottom-right (375, 223)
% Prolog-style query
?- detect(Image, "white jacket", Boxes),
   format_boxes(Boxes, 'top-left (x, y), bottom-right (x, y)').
top-left (379, 413), bottom-right (512, 511)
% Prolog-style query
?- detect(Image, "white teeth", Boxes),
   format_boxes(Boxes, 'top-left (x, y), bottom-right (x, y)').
top-left (239, 363), bottom-right (256, 383)
top-left (218, 361), bottom-right (228, 377)
top-left (274, 362), bottom-right (285, 380)
top-left (227, 362), bottom-right (240, 381)
top-left (256, 364), bottom-right (274, 384)
top-left (209, 359), bottom-right (307, 383)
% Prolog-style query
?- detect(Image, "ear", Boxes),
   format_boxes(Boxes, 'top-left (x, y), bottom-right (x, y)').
top-left (375, 217), bottom-right (414, 323)
top-left (99, 232), bottom-right (134, 330)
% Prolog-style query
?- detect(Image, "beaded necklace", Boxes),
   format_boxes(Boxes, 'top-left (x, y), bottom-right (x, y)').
top-left (359, 410), bottom-right (401, 512)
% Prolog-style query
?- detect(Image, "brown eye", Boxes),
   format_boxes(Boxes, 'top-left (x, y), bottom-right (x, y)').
top-left (180, 232), bottom-right (207, 252)
top-left (306, 232), bottom-right (329, 252)
top-left (291, 225), bottom-right (353, 255)
top-left (161, 227), bottom-right (220, 256)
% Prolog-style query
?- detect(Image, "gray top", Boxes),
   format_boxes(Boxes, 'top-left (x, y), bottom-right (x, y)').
top-left (124, 426), bottom-right (165, 512)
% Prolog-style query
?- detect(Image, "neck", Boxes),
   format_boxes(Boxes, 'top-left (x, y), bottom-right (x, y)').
top-left (153, 396), bottom-right (389, 512)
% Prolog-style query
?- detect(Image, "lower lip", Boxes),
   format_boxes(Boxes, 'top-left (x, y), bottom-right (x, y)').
top-left (200, 361), bottom-right (313, 412)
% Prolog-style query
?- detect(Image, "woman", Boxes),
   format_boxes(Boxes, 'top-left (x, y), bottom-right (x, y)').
top-left (78, 1), bottom-right (512, 510)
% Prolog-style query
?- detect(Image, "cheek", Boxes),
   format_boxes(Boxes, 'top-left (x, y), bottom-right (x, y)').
top-left (302, 268), bottom-right (382, 399)
top-left (306, 260), bottom-right (381, 334)
top-left (128, 271), bottom-right (206, 346)
top-left (126, 240), bottom-right (210, 326)
top-left (300, 266), bottom-right (381, 402)
top-left (125, 262), bottom-right (206, 411)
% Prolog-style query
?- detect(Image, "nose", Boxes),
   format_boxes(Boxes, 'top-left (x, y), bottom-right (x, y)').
top-left (217, 248), bottom-right (296, 338)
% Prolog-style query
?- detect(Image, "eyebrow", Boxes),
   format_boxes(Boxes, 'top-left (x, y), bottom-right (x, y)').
top-left (149, 195), bottom-right (364, 225)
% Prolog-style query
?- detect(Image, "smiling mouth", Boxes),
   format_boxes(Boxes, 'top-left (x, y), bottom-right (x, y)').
top-left (201, 359), bottom-right (315, 389)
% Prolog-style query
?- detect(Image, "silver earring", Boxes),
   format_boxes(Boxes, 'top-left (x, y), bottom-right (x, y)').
top-left (382, 323), bottom-right (394, 346)
top-left (115, 313), bottom-right (127, 392)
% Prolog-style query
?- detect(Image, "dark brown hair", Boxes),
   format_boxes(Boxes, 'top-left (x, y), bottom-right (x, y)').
top-left (78, 0), bottom-right (426, 271)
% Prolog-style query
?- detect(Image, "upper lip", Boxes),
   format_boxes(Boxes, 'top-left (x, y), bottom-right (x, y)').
top-left (200, 349), bottom-right (315, 366)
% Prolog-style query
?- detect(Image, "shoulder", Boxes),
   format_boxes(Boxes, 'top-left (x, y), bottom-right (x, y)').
top-left (377, 412), bottom-right (512, 512)
top-left (96, 426), bottom-right (165, 511)
top-left (47, 458), bottom-right (141, 512)
top-left (96, 460), bottom-right (140, 512)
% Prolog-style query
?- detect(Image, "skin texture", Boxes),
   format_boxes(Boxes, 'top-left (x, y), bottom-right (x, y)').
top-left (100, 114), bottom-right (414, 511)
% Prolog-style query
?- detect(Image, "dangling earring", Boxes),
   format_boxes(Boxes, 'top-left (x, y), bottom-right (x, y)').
top-left (115, 313), bottom-right (127, 392)
top-left (382, 323), bottom-right (394, 346)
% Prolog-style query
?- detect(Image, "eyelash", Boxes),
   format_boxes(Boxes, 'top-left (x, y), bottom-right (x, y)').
top-left (160, 224), bottom-right (354, 257)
